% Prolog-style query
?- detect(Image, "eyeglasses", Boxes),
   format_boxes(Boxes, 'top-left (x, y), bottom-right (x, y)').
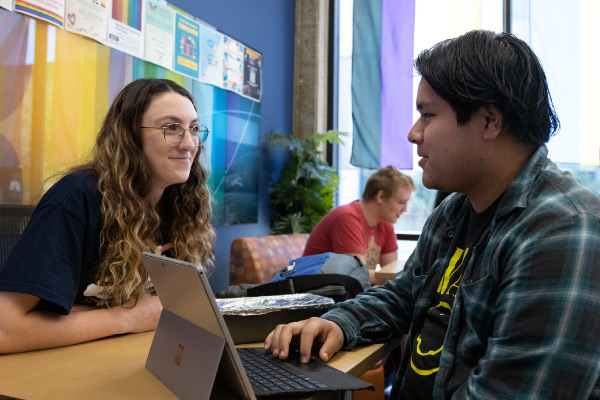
top-left (140, 123), bottom-right (210, 147)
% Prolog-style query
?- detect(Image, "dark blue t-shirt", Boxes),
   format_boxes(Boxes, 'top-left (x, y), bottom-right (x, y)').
top-left (0, 170), bottom-right (103, 314)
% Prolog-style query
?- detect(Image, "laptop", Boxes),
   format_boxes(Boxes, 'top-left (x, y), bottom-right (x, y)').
top-left (142, 252), bottom-right (373, 400)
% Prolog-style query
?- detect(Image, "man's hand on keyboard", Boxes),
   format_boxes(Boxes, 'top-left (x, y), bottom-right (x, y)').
top-left (264, 317), bottom-right (344, 364)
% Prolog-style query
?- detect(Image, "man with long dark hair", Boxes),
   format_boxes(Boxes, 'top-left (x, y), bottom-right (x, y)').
top-left (265, 30), bottom-right (600, 399)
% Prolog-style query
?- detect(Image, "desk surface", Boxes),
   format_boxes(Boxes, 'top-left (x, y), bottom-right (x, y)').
top-left (0, 331), bottom-right (399, 400)
top-left (374, 259), bottom-right (406, 281)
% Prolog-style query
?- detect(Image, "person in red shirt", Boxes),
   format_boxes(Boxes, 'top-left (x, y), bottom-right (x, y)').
top-left (303, 166), bottom-right (415, 285)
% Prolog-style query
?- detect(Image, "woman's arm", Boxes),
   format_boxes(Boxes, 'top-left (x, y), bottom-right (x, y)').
top-left (0, 291), bottom-right (162, 354)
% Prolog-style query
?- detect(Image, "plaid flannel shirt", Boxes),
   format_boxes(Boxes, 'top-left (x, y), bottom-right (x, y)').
top-left (323, 145), bottom-right (600, 399)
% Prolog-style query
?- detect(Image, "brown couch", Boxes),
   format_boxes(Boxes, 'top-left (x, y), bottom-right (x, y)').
top-left (229, 234), bottom-right (310, 285)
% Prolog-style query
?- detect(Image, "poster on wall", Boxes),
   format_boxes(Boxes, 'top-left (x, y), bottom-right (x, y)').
top-left (173, 12), bottom-right (200, 79)
top-left (64, 0), bottom-right (109, 42)
top-left (0, 0), bottom-right (13, 11)
top-left (243, 46), bottom-right (262, 101)
top-left (106, 0), bottom-right (144, 58)
top-left (14, 0), bottom-right (65, 28)
top-left (3, 0), bottom-right (262, 103)
top-left (222, 35), bottom-right (243, 94)
top-left (143, 0), bottom-right (174, 70)
top-left (199, 24), bottom-right (223, 88)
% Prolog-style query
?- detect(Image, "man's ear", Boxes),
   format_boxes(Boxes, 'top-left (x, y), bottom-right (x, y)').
top-left (482, 104), bottom-right (503, 141)
top-left (376, 189), bottom-right (385, 204)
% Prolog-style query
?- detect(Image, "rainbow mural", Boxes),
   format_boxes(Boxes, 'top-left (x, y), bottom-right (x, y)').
top-left (0, 9), bottom-right (260, 225)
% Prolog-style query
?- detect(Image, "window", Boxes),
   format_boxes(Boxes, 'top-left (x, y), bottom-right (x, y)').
top-left (512, 0), bottom-right (600, 194)
top-left (336, 0), bottom-right (504, 234)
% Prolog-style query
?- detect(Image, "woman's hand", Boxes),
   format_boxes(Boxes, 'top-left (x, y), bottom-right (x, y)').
top-left (0, 291), bottom-right (162, 354)
top-left (120, 294), bottom-right (163, 333)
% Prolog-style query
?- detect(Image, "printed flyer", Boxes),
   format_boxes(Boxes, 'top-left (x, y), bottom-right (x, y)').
top-left (143, 0), bottom-right (174, 70)
top-left (65, 0), bottom-right (109, 42)
top-left (199, 24), bottom-right (223, 88)
top-left (14, 0), bottom-right (65, 28)
top-left (173, 12), bottom-right (200, 79)
top-left (243, 46), bottom-right (262, 101)
top-left (0, 0), bottom-right (14, 11)
top-left (222, 35), bottom-right (243, 94)
top-left (106, 0), bottom-right (144, 58)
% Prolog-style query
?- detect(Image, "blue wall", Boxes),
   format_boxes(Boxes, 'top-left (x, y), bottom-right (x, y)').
top-left (169, 0), bottom-right (296, 291)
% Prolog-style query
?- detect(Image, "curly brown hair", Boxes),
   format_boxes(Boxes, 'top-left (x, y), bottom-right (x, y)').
top-left (73, 78), bottom-right (215, 307)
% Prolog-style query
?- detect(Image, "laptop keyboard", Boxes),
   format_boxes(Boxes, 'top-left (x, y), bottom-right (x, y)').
top-left (237, 347), bottom-right (330, 393)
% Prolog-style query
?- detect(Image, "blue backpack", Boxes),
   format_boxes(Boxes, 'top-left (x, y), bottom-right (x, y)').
top-left (247, 252), bottom-right (371, 302)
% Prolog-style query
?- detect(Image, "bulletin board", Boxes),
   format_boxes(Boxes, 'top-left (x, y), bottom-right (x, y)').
top-left (0, 9), bottom-right (260, 225)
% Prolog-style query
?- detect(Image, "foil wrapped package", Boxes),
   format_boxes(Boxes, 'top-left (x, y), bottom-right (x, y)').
top-left (216, 293), bottom-right (335, 316)
top-left (217, 294), bottom-right (335, 344)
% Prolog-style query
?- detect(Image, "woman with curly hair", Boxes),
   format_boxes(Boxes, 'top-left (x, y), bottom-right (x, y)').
top-left (0, 78), bottom-right (215, 354)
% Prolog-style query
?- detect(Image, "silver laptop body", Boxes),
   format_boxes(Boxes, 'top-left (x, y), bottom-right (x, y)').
top-left (143, 252), bottom-right (255, 400)
top-left (142, 252), bottom-right (372, 400)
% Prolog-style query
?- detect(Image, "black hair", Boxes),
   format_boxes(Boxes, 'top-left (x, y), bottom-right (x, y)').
top-left (414, 30), bottom-right (560, 145)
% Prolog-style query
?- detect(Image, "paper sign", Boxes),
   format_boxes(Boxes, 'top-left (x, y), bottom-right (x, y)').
top-left (173, 12), bottom-right (200, 79)
top-left (223, 35), bottom-right (243, 94)
top-left (143, 0), bottom-right (174, 70)
top-left (106, 0), bottom-right (144, 58)
top-left (243, 46), bottom-right (262, 101)
top-left (199, 24), bottom-right (223, 88)
top-left (14, 0), bottom-right (65, 28)
top-left (65, 0), bottom-right (108, 42)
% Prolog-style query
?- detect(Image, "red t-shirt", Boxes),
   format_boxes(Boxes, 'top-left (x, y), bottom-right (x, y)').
top-left (303, 201), bottom-right (398, 268)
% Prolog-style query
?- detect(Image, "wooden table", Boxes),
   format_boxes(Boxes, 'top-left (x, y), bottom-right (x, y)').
top-left (0, 331), bottom-right (400, 400)
top-left (374, 259), bottom-right (406, 281)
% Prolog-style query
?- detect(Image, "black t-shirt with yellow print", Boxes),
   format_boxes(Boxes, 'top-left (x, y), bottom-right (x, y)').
top-left (403, 198), bottom-right (500, 399)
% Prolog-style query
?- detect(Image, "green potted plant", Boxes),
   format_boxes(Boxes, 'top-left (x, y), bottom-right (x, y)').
top-left (266, 130), bottom-right (347, 234)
